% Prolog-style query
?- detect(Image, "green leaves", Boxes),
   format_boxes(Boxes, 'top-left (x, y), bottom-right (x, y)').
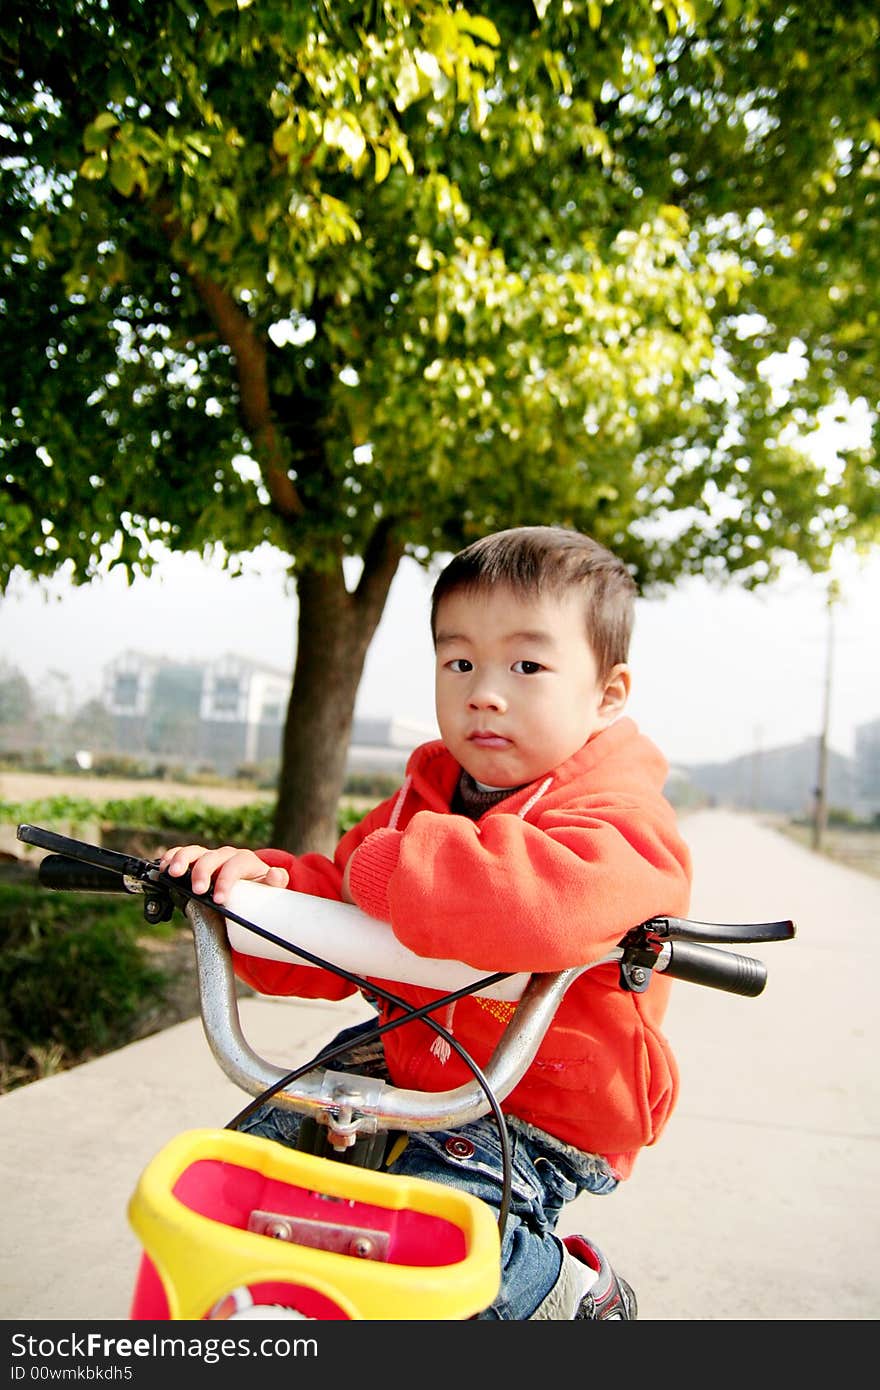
top-left (1, 0), bottom-right (877, 600)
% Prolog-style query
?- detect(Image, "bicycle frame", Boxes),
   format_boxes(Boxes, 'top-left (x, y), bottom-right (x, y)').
top-left (128, 898), bottom-right (609, 1320)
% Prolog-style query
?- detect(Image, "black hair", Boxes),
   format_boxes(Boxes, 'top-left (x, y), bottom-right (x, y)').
top-left (430, 526), bottom-right (636, 678)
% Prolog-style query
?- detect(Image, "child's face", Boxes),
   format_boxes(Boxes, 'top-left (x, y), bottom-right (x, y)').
top-left (434, 584), bottom-right (630, 789)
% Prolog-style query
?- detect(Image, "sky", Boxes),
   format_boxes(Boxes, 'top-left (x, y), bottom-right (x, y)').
top-left (1, 538), bottom-right (878, 768)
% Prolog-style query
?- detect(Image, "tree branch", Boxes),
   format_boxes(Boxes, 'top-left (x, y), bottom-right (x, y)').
top-left (355, 518), bottom-right (404, 622)
top-left (150, 197), bottom-right (304, 521)
top-left (185, 268), bottom-right (304, 520)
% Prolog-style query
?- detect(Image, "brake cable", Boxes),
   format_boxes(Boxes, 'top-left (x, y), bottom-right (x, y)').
top-left (158, 870), bottom-right (517, 1238)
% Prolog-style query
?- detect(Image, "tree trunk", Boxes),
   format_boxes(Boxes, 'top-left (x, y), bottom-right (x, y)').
top-left (273, 535), bottom-right (404, 855)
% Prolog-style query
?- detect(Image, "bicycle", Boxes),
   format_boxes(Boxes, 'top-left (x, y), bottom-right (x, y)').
top-left (16, 821), bottom-right (796, 1322)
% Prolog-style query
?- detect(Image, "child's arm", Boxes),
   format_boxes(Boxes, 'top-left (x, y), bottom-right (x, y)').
top-left (157, 788), bottom-right (410, 998)
top-left (343, 795), bottom-right (692, 974)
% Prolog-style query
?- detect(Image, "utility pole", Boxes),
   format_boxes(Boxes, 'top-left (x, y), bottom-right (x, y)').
top-left (750, 724), bottom-right (763, 811)
top-left (812, 579), bottom-right (838, 852)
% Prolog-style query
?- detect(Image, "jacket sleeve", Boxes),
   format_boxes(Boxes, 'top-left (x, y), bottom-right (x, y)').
top-left (345, 795), bottom-right (692, 973)
top-left (228, 792), bottom-right (408, 998)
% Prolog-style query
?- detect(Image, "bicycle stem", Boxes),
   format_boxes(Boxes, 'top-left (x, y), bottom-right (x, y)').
top-left (187, 899), bottom-right (606, 1138)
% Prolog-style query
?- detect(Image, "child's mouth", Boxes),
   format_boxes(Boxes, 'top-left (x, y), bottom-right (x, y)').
top-left (469, 732), bottom-right (511, 749)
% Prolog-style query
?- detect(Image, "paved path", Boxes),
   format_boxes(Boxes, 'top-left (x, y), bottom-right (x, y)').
top-left (558, 809), bottom-right (879, 1320)
top-left (1, 810), bottom-right (877, 1320)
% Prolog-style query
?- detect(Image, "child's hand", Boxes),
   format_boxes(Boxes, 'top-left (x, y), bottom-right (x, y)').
top-left (157, 844), bottom-right (289, 904)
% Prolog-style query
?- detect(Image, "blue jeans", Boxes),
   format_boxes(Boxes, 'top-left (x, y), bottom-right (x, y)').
top-left (238, 1019), bottom-right (619, 1320)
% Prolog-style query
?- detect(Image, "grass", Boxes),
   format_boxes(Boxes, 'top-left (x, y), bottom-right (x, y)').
top-left (0, 872), bottom-right (176, 1093)
top-left (773, 820), bottom-right (880, 881)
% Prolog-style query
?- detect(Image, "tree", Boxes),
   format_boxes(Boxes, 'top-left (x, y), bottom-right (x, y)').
top-left (63, 696), bottom-right (115, 755)
top-left (0, 660), bottom-right (31, 726)
top-left (2, 0), bottom-right (877, 852)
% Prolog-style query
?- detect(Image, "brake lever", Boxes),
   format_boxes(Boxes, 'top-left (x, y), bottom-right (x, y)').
top-left (617, 913), bottom-right (797, 993)
top-left (17, 822), bottom-right (205, 927)
top-left (17, 822), bottom-right (160, 881)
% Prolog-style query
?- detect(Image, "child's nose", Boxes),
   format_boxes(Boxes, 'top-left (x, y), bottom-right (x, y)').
top-left (468, 681), bottom-right (507, 712)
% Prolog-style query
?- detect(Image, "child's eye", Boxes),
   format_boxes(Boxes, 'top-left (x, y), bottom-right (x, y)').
top-left (447, 658), bottom-right (473, 673)
top-left (512, 660), bottom-right (543, 675)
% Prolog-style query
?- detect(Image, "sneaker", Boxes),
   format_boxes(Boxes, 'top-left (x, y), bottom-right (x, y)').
top-left (564, 1235), bottom-right (638, 1320)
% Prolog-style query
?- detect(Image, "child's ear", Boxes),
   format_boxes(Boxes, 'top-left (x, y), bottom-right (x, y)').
top-left (597, 663), bottom-right (631, 723)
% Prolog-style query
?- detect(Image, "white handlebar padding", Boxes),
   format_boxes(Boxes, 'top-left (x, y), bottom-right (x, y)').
top-left (223, 880), bottom-right (529, 1002)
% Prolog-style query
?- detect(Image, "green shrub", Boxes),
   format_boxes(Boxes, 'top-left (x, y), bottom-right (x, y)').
top-left (0, 882), bottom-right (168, 1093)
top-left (87, 754), bottom-right (159, 779)
top-left (2, 794), bottom-right (276, 845)
top-left (4, 793), bottom-right (366, 846)
top-left (2, 795), bottom-right (108, 831)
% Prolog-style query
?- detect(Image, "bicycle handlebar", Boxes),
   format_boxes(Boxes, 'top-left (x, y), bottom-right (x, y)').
top-left (18, 823), bottom-right (796, 1138)
top-left (190, 909), bottom-right (774, 1130)
top-left (657, 939), bottom-right (768, 996)
top-left (35, 853), bottom-right (143, 895)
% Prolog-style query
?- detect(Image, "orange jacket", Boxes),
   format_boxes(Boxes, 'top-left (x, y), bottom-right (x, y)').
top-left (233, 717), bottom-right (692, 1178)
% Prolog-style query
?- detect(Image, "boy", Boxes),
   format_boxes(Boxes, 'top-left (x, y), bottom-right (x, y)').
top-left (160, 526), bottom-right (692, 1320)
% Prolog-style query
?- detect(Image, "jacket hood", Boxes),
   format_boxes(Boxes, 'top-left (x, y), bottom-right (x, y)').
top-left (403, 718), bottom-right (669, 820)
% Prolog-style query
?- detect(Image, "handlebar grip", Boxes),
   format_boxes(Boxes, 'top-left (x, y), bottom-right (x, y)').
top-left (38, 853), bottom-right (130, 895)
top-left (663, 940), bottom-right (768, 997)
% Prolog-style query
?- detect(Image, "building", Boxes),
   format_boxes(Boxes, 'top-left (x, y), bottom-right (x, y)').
top-left (197, 654), bottom-right (290, 771)
top-left (104, 651), bottom-right (200, 759)
top-left (101, 652), bottom-right (435, 777)
top-left (104, 651), bottom-right (289, 773)
top-left (347, 716), bottom-right (438, 775)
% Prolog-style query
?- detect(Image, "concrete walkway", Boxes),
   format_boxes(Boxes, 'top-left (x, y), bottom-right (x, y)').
top-left (1, 810), bottom-right (877, 1320)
